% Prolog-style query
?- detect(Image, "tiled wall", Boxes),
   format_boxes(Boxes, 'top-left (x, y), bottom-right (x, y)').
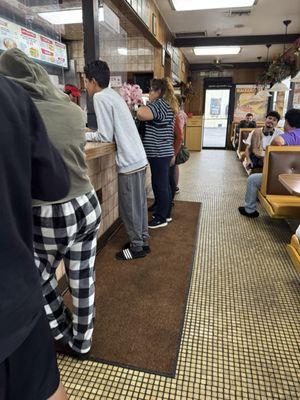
top-left (87, 152), bottom-right (119, 238)
top-left (127, 36), bottom-right (154, 72)
top-left (68, 35), bottom-right (155, 76)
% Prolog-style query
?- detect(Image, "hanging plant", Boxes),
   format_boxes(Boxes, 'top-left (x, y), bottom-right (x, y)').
top-left (259, 53), bottom-right (297, 85)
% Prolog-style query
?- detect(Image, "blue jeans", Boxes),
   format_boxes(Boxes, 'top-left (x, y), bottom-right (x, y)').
top-left (244, 173), bottom-right (262, 213)
top-left (149, 156), bottom-right (172, 221)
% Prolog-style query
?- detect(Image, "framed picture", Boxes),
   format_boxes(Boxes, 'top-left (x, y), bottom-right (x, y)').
top-left (152, 13), bottom-right (157, 36)
top-left (161, 49), bottom-right (165, 67)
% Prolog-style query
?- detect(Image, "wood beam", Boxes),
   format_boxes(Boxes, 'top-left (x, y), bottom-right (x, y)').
top-left (175, 34), bottom-right (300, 48)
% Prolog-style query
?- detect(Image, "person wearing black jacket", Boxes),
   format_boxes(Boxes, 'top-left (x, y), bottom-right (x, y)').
top-left (0, 76), bottom-right (69, 399)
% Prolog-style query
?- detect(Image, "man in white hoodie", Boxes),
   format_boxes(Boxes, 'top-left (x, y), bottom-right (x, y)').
top-left (85, 60), bottom-right (149, 260)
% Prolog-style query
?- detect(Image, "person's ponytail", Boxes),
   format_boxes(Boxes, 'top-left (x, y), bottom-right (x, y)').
top-left (150, 78), bottom-right (179, 115)
top-left (162, 77), bottom-right (179, 115)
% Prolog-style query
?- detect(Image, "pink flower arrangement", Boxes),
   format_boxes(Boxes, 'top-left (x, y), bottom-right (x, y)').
top-left (119, 83), bottom-right (143, 110)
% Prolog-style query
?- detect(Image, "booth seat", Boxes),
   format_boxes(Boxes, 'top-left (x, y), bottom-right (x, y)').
top-left (257, 146), bottom-right (300, 218)
top-left (237, 128), bottom-right (254, 160)
top-left (287, 234), bottom-right (300, 275)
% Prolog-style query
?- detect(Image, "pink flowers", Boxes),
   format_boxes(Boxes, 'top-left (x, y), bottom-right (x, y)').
top-left (119, 83), bottom-right (143, 110)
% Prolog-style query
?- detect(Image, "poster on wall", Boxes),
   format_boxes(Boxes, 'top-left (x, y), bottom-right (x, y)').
top-left (0, 16), bottom-right (68, 68)
top-left (233, 85), bottom-right (268, 123)
top-left (292, 83), bottom-right (300, 109)
top-left (210, 98), bottom-right (221, 115)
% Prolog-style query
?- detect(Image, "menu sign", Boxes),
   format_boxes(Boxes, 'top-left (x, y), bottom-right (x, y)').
top-left (0, 16), bottom-right (68, 68)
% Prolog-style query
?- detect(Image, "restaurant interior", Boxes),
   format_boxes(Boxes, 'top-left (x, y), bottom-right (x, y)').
top-left (1, 0), bottom-right (300, 399)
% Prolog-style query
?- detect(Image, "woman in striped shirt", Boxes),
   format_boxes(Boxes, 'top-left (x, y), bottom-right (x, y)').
top-left (137, 78), bottom-right (179, 229)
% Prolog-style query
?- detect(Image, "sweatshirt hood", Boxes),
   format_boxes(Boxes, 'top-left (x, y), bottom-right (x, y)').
top-left (0, 48), bottom-right (69, 103)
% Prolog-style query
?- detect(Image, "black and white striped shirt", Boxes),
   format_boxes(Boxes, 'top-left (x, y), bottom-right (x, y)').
top-left (143, 99), bottom-right (175, 158)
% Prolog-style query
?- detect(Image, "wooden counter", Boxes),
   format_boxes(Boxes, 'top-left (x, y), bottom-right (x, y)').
top-left (185, 116), bottom-right (203, 151)
top-left (85, 142), bottom-right (116, 161)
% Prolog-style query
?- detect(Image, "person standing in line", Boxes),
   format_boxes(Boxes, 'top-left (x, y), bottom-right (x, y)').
top-left (0, 76), bottom-right (69, 400)
top-left (0, 48), bottom-right (102, 358)
top-left (174, 96), bottom-right (187, 194)
top-left (169, 112), bottom-right (184, 202)
top-left (84, 60), bottom-right (150, 261)
top-left (137, 78), bottom-right (179, 228)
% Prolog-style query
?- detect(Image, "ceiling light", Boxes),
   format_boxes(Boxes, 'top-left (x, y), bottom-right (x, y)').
top-left (39, 7), bottom-right (104, 25)
top-left (118, 48), bottom-right (127, 56)
top-left (194, 46), bottom-right (241, 55)
top-left (171, 0), bottom-right (255, 11)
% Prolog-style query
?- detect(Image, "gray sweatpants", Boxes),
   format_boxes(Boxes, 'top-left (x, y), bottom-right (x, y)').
top-left (118, 169), bottom-right (149, 252)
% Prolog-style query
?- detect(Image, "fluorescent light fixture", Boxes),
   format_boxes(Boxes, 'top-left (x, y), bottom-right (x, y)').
top-left (118, 48), bottom-right (128, 56)
top-left (171, 0), bottom-right (255, 11)
top-left (194, 46), bottom-right (241, 55)
top-left (39, 7), bottom-right (104, 25)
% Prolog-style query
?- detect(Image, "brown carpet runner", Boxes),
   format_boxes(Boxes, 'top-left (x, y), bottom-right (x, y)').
top-left (65, 200), bottom-right (201, 377)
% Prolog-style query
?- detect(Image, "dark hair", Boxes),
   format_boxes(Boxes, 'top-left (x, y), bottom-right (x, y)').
top-left (84, 60), bottom-right (110, 88)
top-left (285, 108), bottom-right (300, 128)
top-left (266, 110), bottom-right (281, 122)
top-left (246, 113), bottom-right (253, 117)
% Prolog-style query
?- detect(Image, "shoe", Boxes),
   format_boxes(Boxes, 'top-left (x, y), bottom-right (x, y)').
top-left (148, 217), bottom-right (168, 229)
top-left (116, 248), bottom-right (146, 260)
top-left (148, 203), bottom-right (157, 212)
top-left (122, 242), bottom-right (151, 254)
top-left (238, 206), bottom-right (259, 218)
top-left (166, 217), bottom-right (172, 223)
top-left (54, 339), bottom-right (90, 360)
top-left (175, 187), bottom-right (180, 194)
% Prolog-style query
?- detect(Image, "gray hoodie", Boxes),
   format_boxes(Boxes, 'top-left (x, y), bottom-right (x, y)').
top-left (0, 48), bottom-right (92, 205)
top-left (86, 88), bottom-right (148, 174)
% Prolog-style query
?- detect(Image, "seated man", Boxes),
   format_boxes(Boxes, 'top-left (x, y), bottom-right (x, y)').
top-left (244, 111), bottom-right (281, 170)
top-left (238, 108), bottom-right (300, 218)
top-left (234, 112), bottom-right (257, 148)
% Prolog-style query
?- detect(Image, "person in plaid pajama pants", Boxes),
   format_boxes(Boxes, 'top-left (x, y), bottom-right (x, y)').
top-left (33, 190), bottom-right (101, 355)
top-left (1, 48), bottom-right (102, 358)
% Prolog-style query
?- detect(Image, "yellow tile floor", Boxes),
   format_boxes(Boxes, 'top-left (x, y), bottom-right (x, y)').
top-left (58, 150), bottom-right (300, 399)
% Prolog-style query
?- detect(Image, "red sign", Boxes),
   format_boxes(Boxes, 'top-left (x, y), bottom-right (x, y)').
top-left (41, 48), bottom-right (54, 56)
top-left (21, 28), bottom-right (36, 38)
top-left (40, 35), bottom-right (53, 44)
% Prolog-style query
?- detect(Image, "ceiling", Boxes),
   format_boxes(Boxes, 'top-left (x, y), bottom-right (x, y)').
top-left (156, 0), bottom-right (300, 64)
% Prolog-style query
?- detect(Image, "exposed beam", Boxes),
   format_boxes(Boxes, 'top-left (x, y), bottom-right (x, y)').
top-left (190, 62), bottom-right (268, 71)
top-left (175, 34), bottom-right (300, 47)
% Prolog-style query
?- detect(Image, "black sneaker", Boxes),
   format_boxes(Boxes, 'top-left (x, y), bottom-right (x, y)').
top-left (116, 248), bottom-right (146, 260)
top-left (175, 187), bottom-right (180, 194)
top-left (238, 206), bottom-right (259, 218)
top-left (148, 217), bottom-right (168, 229)
top-left (54, 339), bottom-right (90, 360)
top-left (122, 242), bottom-right (151, 254)
top-left (148, 203), bottom-right (157, 212)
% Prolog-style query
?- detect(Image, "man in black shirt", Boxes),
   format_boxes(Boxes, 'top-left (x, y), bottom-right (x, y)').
top-left (0, 76), bottom-right (69, 399)
top-left (234, 112), bottom-right (257, 148)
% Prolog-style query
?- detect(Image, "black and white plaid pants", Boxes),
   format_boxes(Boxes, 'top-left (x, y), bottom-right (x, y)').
top-left (33, 190), bottom-right (101, 354)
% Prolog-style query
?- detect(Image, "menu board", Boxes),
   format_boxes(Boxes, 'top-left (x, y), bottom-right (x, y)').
top-left (0, 16), bottom-right (68, 68)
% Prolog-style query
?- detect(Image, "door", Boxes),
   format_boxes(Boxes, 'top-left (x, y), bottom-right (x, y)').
top-left (202, 88), bottom-right (230, 148)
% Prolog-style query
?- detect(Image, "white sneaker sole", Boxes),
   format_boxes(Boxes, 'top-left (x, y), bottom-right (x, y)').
top-left (166, 218), bottom-right (172, 222)
top-left (148, 222), bottom-right (168, 229)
